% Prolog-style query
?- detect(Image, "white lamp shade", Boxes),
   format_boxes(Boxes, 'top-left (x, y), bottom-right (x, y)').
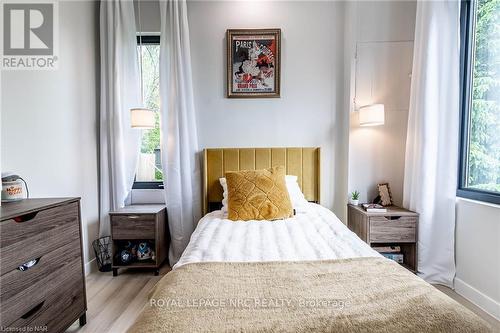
top-left (359, 104), bottom-right (385, 126)
top-left (130, 108), bottom-right (155, 129)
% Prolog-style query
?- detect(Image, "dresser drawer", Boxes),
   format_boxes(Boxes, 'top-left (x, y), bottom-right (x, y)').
top-left (0, 249), bottom-right (84, 328)
top-left (10, 280), bottom-right (85, 333)
top-left (111, 214), bottom-right (156, 239)
top-left (369, 216), bottom-right (417, 243)
top-left (0, 240), bottom-right (81, 305)
top-left (5, 269), bottom-right (85, 332)
top-left (0, 201), bottom-right (80, 275)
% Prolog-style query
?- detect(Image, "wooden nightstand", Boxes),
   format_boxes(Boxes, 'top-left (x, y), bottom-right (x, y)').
top-left (347, 204), bottom-right (419, 273)
top-left (110, 205), bottom-right (169, 276)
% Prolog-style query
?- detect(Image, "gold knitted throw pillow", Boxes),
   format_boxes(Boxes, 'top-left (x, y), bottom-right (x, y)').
top-left (225, 166), bottom-right (293, 221)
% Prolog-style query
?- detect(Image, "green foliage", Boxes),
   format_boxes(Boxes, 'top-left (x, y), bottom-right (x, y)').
top-left (155, 169), bottom-right (163, 181)
top-left (351, 190), bottom-right (360, 200)
top-left (470, 183), bottom-right (500, 192)
top-left (140, 44), bottom-right (161, 155)
top-left (468, 0), bottom-right (500, 192)
top-left (139, 44), bottom-right (163, 181)
top-left (141, 113), bottom-right (160, 154)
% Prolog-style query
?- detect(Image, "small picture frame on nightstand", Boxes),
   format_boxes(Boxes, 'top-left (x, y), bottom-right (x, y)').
top-left (377, 183), bottom-right (393, 206)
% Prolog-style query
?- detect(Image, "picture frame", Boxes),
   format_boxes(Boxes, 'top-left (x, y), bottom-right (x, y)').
top-left (377, 183), bottom-right (393, 206)
top-left (226, 28), bottom-right (281, 98)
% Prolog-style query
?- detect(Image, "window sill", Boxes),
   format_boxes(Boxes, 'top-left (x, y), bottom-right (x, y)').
top-left (456, 194), bottom-right (500, 209)
top-left (130, 188), bottom-right (165, 205)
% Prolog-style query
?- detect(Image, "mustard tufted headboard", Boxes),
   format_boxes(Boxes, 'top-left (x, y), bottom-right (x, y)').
top-left (203, 147), bottom-right (321, 214)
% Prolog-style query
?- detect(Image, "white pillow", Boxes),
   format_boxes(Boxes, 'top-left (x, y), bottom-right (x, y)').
top-left (219, 175), bottom-right (308, 213)
top-left (219, 177), bottom-right (228, 212)
top-left (285, 175), bottom-right (309, 209)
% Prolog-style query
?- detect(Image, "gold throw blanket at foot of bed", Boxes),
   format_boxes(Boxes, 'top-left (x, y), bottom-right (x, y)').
top-left (128, 257), bottom-right (492, 333)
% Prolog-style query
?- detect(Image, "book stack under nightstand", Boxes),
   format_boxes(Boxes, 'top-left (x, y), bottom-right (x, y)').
top-left (347, 204), bottom-right (419, 273)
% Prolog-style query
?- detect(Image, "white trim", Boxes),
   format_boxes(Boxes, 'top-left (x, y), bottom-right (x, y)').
top-left (456, 197), bottom-right (500, 209)
top-left (84, 258), bottom-right (98, 276)
top-left (130, 188), bottom-right (165, 204)
top-left (454, 277), bottom-right (500, 321)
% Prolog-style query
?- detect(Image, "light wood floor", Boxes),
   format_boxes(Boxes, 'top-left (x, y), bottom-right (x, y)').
top-left (66, 265), bottom-right (171, 333)
top-left (434, 285), bottom-right (500, 331)
top-left (67, 267), bottom-right (500, 333)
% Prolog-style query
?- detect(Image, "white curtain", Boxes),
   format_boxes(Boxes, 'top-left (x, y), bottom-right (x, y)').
top-left (160, 0), bottom-right (202, 265)
top-left (403, 0), bottom-right (460, 286)
top-left (99, 0), bottom-right (141, 236)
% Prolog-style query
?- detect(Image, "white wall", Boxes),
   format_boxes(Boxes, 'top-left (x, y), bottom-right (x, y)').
top-left (4, 6), bottom-right (497, 322)
top-left (1, 1), bottom-right (99, 273)
top-left (455, 199), bottom-right (500, 319)
top-left (187, 0), bottom-right (348, 217)
top-left (346, 1), bottom-right (500, 321)
top-left (134, 0), bottom-right (160, 34)
top-left (131, 0), bottom-right (500, 317)
top-left (347, 1), bottom-right (416, 205)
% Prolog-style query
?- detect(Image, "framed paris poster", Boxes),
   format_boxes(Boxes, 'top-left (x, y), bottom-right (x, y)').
top-left (226, 29), bottom-right (281, 98)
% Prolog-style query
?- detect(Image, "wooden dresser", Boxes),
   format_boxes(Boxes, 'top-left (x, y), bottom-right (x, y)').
top-left (0, 198), bottom-right (87, 332)
top-left (347, 204), bottom-right (419, 273)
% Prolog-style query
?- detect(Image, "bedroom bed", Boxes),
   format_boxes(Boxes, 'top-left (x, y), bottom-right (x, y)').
top-left (128, 147), bottom-right (491, 333)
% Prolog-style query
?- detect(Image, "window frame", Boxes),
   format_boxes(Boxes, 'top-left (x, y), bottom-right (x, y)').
top-left (458, 0), bottom-right (500, 204)
top-left (132, 35), bottom-right (163, 190)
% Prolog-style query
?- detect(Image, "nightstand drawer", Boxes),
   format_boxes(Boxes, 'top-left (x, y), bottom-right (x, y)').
top-left (111, 215), bottom-right (156, 239)
top-left (369, 216), bottom-right (417, 243)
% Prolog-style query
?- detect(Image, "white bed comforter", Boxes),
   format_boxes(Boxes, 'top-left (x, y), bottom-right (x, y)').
top-left (174, 203), bottom-right (380, 268)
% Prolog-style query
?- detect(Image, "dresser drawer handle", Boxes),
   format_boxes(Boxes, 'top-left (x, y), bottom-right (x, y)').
top-left (21, 301), bottom-right (45, 319)
top-left (13, 212), bottom-right (38, 223)
top-left (128, 215), bottom-right (140, 219)
top-left (387, 216), bottom-right (401, 220)
top-left (17, 257), bottom-right (41, 271)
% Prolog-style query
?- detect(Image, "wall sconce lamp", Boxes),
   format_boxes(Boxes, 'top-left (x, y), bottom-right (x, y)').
top-left (130, 108), bottom-right (155, 129)
top-left (358, 104), bottom-right (385, 127)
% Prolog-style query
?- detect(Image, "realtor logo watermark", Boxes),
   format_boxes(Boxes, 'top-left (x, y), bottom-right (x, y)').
top-left (1, 1), bottom-right (58, 70)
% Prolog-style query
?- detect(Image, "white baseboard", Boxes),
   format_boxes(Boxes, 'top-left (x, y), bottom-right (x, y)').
top-left (454, 277), bottom-right (500, 321)
top-left (84, 258), bottom-right (98, 276)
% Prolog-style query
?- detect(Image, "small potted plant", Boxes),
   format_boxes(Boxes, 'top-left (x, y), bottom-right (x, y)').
top-left (350, 190), bottom-right (360, 205)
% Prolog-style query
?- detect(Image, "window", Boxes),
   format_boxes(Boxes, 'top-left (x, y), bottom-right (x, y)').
top-left (133, 35), bottom-right (163, 190)
top-left (459, 0), bottom-right (500, 204)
